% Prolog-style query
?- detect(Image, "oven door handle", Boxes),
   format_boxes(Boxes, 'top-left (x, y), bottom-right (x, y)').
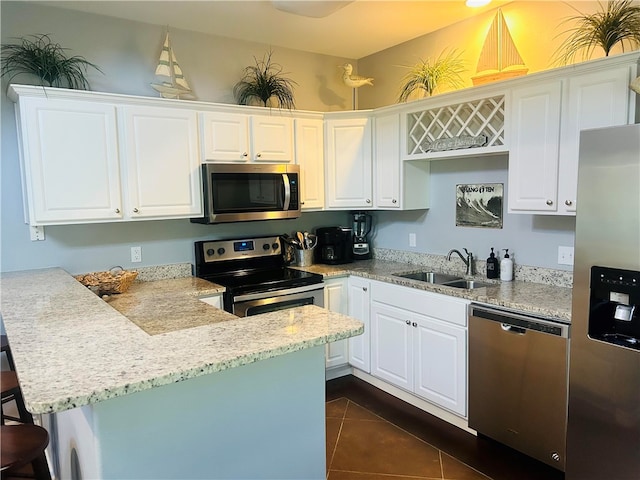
top-left (233, 282), bottom-right (324, 303)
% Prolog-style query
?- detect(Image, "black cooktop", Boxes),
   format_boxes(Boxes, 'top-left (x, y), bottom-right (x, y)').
top-left (200, 267), bottom-right (323, 296)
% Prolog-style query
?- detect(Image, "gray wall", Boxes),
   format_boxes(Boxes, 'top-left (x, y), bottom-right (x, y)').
top-left (370, 155), bottom-right (575, 270)
top-left (1, 1), bottom-right (578, 274)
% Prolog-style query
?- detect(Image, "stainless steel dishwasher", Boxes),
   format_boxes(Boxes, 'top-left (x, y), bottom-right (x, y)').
top-left (468, 304), bottom-right (570, 471)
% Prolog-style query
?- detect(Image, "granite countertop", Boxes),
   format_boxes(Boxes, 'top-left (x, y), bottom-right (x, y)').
top-left (295, 259), bottom-right (573, 323)
top-left (0, 268), bottom-right (363, 415)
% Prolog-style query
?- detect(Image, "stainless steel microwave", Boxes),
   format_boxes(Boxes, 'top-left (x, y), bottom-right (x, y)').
top-left (191, 163), bottom-right (301, 224)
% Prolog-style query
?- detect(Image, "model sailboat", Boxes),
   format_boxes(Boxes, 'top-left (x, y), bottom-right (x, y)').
top-left (472, 9), bottom-right (528, 86)
top-left (151, 32), bottom-right (195, 99)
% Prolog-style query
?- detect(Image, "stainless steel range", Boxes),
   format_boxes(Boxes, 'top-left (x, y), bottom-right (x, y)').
top-left (194, 235), bottom-right (324, 316)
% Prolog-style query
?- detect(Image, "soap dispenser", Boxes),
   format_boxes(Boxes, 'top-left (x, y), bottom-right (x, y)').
top-left (500, 249), bottom-right (513, 282)
top-left (486, 248), bottom-right (499, 279)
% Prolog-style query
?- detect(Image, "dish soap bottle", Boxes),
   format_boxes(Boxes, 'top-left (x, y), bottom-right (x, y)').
top-left (486, 248), bottom-right (499, 279)
top-left (500, 249), bottom-right (513, 282)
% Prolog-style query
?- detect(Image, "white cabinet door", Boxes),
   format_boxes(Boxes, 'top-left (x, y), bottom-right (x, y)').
top-left (370, 301), bottom-right (413, 391)
top-left (347, 276), bottom-right (370, 373)
top-left (18, 97), bottom-right (122, 225)
top-left (508, 80), bottom-right (563, 213)
top-left (557, 66), bottom-right (632, 213)
top-left (250, 115), bottom-right (294, 162)
top-left (325, 117), bottom-right (373, 209)
top-left (374, 113), bottom-right (401, 209)
top-left (295, 118), bottom-right (324, 210)
top-left (199, 112), bottom-right (250, 162)
top-left (413, 315), bottom-right (467, 417)
top-left (122, 106), bottom-right (202, 219)
top-left (324, 277), bottom-right (349, 368)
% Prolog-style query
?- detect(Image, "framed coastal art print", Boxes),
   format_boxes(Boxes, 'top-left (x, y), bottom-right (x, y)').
top-left (455, 183), bottom-right (503, 228)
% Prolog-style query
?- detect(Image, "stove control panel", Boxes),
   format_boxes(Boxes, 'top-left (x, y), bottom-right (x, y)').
top-left (198, 236), bottom-right (282, 263)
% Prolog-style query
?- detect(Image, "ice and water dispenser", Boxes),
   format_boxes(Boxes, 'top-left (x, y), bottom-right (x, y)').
top-left (589, 266), bottom-right (640, 350)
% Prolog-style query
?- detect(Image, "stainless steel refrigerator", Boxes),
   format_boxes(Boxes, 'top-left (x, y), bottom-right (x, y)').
top-left (566, 124), bottom-right (640, 479)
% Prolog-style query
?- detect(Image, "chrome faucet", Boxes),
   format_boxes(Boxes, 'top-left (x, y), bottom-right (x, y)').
top-left (447, 248), bottom-right (475, 275)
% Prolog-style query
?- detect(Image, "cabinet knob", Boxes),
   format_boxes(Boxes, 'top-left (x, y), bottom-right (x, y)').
top-left (133, 208), bottom-right (139, 213)
top-left (115, 208), bottom-right (120, 214)
top-left (392, 199), bottom-right (397, 204)
top-left (242, 152), bottom-right (248, 157)
top-left (256, 153), bottom-right (262, 158)
top-left (412, 322), bottom-right (417, 328)
top-left (546, 200), bottom-right (553, 206)
top-left (300, 201), bottom-right (305, 205)
top-left (565, 200), bottom-right (573, 206)
top-left (366, 199), bottom-right (371, 204)
top-left (362, 287), bottom-right (368, 292)
top-left (405, 320), bottom-right (411, 325)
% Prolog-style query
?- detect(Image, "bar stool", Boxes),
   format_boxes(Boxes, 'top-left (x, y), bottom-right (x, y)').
top-left (1, 335), bottom-right (16, 371)
top-left (1, 371), bottom-right (33, 425)
top-left (1, 424), bottom-right (52, 480)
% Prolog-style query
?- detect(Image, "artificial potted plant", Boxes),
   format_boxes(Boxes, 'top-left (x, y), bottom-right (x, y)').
top-left (397, 49), bottom-right (466, 103)
top-left (1, 34), bottom-right (102, 89)
top-left (233, 49), bottom-right (297, 109)
top-left (553, 0), bottom-right (640, 64)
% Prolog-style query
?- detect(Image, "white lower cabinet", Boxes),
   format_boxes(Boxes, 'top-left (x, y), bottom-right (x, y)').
top-left (370, 280), bottom-right (468, 417)
top-left (347, 276), bottom-right (371, 373)
top-left (323, 277), bottom-right (349, 368)
top-left (199, 294), bottom-right (223, 309)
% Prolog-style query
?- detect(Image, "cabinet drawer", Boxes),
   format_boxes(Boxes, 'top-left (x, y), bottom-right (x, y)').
top-left (371, 280), bottom-right (468, 326)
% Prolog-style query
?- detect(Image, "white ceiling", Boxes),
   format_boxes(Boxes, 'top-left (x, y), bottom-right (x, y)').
top-left (39, 0), bottom-right (510, 59)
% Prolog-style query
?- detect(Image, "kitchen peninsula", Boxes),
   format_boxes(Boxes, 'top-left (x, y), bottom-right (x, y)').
top-left (1, 268), bottom-right (363, 479)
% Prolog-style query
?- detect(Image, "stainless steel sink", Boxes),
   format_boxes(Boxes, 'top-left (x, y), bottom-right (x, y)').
top-left (441, 280), bottom-right (491, 289)
top-left (393, 271), bottom-right (462, 284)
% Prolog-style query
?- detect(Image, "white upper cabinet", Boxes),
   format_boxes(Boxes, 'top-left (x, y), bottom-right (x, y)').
top-left (325, 115), bottom-right (373, 209)
top-left (507, 80), bottom-right (563, 213)
top-left (15, 96), bottom-right (123, 224)
top-left (374, 112), bottom-right (430, 210)
top-left (295, 117), bottom-right (325, 210)
top-left (557, 66), bottom-right (632, 213)
top-left (250, 115), bottom-right (294, 162)
top-left (200, 112), bottom-right (293, 163)
top-left (508, 58), bottom-right (636, 215)
top-left (11, 86), bottom-right (202, 225)
top-left (200, 112), bottom-right (250, 162)
top-left (121, 105), bottom-right (202, 219)
top-left (374, 113), bottom-right (401, 209)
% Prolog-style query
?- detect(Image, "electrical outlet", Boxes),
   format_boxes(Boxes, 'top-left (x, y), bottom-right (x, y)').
top-left (558, 246), bottom-right (574, 266)
top-left (409, 233), bottom-right (417, 247)
top-left (29, 225), bottom-right (45, 241)
top-left (131, 246), bottom-right (142, 263)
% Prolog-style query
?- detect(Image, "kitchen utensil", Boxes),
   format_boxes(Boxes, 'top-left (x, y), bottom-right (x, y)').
top-left (296, 231), bottom-right (305, 249)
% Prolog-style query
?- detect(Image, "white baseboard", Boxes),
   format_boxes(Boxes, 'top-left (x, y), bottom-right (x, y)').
top-left (325, 364), bottom-right (352, 381)
top-left (351, 369), bottom-right (476, 435)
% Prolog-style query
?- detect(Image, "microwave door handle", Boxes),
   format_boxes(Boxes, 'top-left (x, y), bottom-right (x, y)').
top-left (282, 173), bottom-right (291, 210)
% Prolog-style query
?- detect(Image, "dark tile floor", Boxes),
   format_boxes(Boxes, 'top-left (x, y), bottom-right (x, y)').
top-left (326, 375), bottom-right (565, 480)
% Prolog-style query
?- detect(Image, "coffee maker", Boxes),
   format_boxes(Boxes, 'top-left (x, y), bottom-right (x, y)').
top-left (315, 227), bottom-right (353, 265)
top-left (352, 212), bottom-right (372, 260)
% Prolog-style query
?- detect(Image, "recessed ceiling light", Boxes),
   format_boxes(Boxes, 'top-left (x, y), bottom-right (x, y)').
top-left (466, 0), bottom-right (492, 7)
top-left (271, 1), bottom-right (354, 18)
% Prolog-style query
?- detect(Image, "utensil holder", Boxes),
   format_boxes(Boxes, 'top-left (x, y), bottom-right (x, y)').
top-left (295, 248), bottom-right (315, 267)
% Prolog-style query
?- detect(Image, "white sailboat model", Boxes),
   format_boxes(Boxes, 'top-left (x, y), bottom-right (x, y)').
top-left (151, 32), bottom-right (195, 99)
top-left (472, 9), bottom-right (528, 86)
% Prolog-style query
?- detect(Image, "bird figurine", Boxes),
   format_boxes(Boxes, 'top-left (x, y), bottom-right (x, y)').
top-left (340, 63), bottom-right (374, 88)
